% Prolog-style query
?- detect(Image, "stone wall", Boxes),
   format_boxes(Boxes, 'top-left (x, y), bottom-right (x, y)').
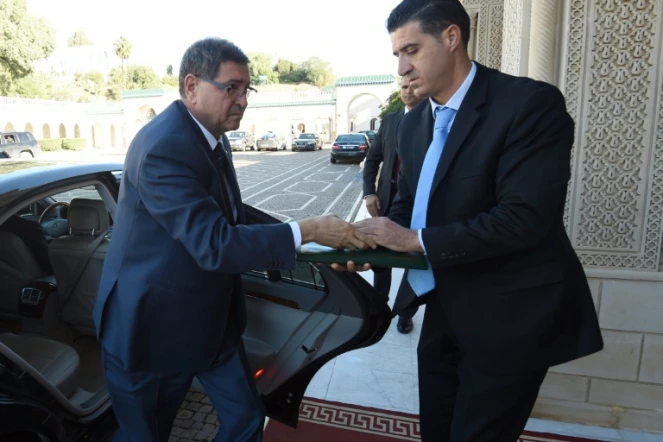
top-left (472, 0), bottom-right (663, 433)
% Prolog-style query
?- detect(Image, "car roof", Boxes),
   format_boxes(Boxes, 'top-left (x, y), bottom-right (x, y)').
top-left (0, 161), bottom-right (123, 206)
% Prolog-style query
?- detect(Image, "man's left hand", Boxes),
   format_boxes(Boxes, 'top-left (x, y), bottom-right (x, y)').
top-left (354, 217), bottom-right (423, 252)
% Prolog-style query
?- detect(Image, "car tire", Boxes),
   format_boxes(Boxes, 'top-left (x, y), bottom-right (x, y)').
top-left (330, 157), bottom-right (337, 164)
top-left (19, 151), bottom-right (33, 159)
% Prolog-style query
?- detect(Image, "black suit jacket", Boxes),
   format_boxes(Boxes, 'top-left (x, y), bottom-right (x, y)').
top-left (390, 63), bottom-right (603, 374)
top-left (362, 110), bottom-right (403, 215)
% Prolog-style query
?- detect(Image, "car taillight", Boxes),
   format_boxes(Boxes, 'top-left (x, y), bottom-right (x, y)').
top-left (358, 144), bottom-right (367, 150)
top-left (332, 144), bottom-right (340, 150)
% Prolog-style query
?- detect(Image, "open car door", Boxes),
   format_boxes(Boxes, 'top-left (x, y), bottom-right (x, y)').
top-left (240, 205), bottom-right (392, 427)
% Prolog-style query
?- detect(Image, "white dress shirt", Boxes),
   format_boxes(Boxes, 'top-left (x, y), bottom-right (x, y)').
top-left (188, 112), bottom-right (303, 249)
top-left (417, 61), bottom-right (478, 252)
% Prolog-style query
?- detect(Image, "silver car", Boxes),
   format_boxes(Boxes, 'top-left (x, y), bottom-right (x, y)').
top-left (227, 131), bottom-right (256, 151)
top-left (256, 132), bottom-right (287, 151)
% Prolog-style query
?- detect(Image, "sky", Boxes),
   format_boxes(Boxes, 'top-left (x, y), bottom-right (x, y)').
top-left (27, 0), bottom-right (404, 78)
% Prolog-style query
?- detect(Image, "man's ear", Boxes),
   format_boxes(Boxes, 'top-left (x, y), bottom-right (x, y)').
top-left (445, 24), bottom-right (463, 52)
top-left (183, 74), bottom-right (199, 102)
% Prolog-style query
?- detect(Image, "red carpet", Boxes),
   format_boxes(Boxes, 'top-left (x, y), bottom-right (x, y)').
top-left (264, 398), bottom-right (604, 442)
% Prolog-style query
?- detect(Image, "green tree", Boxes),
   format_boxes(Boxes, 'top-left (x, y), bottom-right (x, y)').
top-left (68, 31), bottom-right (93, 47)
top-left (74, 71), bottom-right (104, 95)
top-left (106, 65), bottom-right (161, 100)
top-left (275, 58), bottom-right (302, 83)
top-left (166, 64), bottom-right (173, 76)
top-left (379, 89), bottom-right (404, 118)
top-left (113, 36), bottom-right (132, 91)
top-left (298, 57), bottom-right (334, 87)
top-left (247, 52), bottom-right (278, 84)
top-left (0, 0), bottom-right (55, 90)
top-left (162, 74), bottom-right (178, 87)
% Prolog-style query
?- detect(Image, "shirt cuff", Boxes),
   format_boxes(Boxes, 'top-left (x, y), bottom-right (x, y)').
top-left (418, 229), bottom-right (427, 254)
top-left (289, 221), bottom-right (302, 250)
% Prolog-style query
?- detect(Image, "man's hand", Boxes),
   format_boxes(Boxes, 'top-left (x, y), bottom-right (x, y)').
top-left (365, 195), bottom-right (380, 218)
top-left (330, 261), bottom-right (372, 273)
top-left (298, 215), bottom-right (377, 250)
top-left (354, 217), bottom-right (423, 252)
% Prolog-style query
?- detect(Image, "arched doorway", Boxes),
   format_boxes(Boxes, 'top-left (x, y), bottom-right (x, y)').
top-left (42, 124), bottom-right (51, 139)
top-left (25, 123), bottom-right (34, 134)
top-left (59, 123), bottom-right (66, 138)
top-left (347, 93), bottom-right (382, 133)
top-left (4, 122), bottom-right (15, 131)
top-left (111, 124), bottom-right (117, 148)
top-left (74, 124), bottom-right (81, 138)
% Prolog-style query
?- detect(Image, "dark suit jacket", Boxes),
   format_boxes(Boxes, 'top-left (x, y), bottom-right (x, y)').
top-left (390, 63), bottom-right (603, 374)
top-left (93, 100), bottom-right (296, 373)
top-left (362, 110), bottom-right (403, 215)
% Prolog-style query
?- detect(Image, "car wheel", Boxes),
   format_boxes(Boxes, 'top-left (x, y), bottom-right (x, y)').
top-left (19, 151), bottom-right (33, 159)
top-left (330, 157), bottom-right (337, 164)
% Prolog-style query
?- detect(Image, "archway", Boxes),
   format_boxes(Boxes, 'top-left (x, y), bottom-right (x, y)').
top-left (74, 124), bottom-right (81, 138)
top-left (347, 93), bottom-right (382, 133)
top-left (42, 124), bottom-right (51, 139)
top-left (4, 122), bottom-right (14, 131)
top-left (59, 123), bottom-right (66, 138)
top-left (25, 123), bottom-right (34, 134)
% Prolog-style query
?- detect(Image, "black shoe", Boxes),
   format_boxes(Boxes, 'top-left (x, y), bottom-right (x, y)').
top-left (397, 316), bottom-right (413, 334)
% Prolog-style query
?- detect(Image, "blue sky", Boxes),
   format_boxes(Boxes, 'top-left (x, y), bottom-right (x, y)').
top-left (28, 0), bottom-right (404, 78)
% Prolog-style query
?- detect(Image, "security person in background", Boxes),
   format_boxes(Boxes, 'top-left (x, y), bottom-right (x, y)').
top-left (362, 76), bottom-right (425, 333)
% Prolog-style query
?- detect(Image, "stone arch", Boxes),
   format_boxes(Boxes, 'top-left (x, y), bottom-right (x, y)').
top-left (42, 124), bottom-right (51, 139)
top-left (59, 123), bottom-right (66, 138)
top-left (346, 93), bottom-right (383, 133)
top-left (136, 104), bottom-right (157, 127)
top-left (111, 124), bottom-right (117, 148)
top-left (4, 122), bottom-right (14, 131)
top-left (25, 122), bottom-right (34, 134)
top-left (92, 122), bottom-right (105, 148)
top-left (74, 124), bottom-right (81, 138)
top-left (91, 126), bottom-right (96, 147)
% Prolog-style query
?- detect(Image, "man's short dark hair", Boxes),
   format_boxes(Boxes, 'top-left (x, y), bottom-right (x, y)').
top-left (179, 37), bottom-right (250, 98)
top-left (386, 0), bottom-right (471, 49)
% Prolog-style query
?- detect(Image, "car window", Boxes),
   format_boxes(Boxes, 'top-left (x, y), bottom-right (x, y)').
top-left (229, 131), bottom-right (245, 137)
top-left (18, 133), bottom-right (31, 143)
top-left (246, 262), bottom-right (326, 291)
top-left (51, 185), bottom-right (103, 203)
top-left (299, 134), bottom-right (315, 139)
top-left (2, 134), bottom-right (17, 144)
top-left (261, 134), bottom-right (276, 139)
top-left (335, 135), bottom-right (365, 143)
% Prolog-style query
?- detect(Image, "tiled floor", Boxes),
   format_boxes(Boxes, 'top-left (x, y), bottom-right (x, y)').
top-left (299, 204), bottom-right (662, 442)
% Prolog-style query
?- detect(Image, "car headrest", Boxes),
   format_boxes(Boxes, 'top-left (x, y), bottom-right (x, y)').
top-left (68, 198), bottom-right (109, 236)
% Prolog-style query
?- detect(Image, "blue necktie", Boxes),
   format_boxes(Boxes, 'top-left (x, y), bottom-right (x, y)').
top-left (407, 106), bottom-right (456, 296)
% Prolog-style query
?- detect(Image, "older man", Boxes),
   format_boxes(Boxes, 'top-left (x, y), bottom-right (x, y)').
top-left (94, 38), bottom-right (374, 442)
top-left (363, 77), bottom-right (425, 333)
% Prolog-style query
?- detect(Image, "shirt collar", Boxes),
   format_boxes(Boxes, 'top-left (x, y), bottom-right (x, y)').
top-left (188, 111), bottom-right (222, 150)
top-left (429, 61), bottom-right (477, 117)
top-left (403, 107), bottom-right (410, 115)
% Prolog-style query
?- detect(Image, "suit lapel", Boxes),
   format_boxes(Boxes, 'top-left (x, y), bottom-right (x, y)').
top-left (429, 64), bottom-right (489, 196)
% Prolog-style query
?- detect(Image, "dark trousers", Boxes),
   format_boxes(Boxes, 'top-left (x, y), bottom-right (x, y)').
top-left (417, 305), bottom-right (547, 442)
top-left (103, 340), bottom-right (264, 442)
top-left (373, 266), bottom-right (418, 319)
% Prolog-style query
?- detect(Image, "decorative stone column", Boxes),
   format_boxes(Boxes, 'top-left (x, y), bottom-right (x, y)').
top-left (461, 0), bottom-right (504, 70)
top-left (500, 0), bottom-right (531, 76)
top-left (527, 0), bottom-right (562, 84)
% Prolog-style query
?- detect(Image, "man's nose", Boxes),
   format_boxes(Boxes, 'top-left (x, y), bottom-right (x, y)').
top-left (397, 57), bottom-right (412, 77)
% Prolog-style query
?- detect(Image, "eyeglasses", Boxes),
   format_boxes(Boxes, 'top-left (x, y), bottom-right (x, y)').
top-left (200, 77), bottom-right (257, 100)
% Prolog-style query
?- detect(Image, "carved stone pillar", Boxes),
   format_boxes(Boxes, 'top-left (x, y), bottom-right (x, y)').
top-left (560, 0), bottom-right (663, 270)
top-left (461, 0), bottom-right (504, 70)
top-left (527, 0), bottom-right (562, 84)
top-left (500, 0), bottom-right (531, 76)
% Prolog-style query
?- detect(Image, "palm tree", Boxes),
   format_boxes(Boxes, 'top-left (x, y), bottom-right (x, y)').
top-left (114, 36), bottom-right (132, 93)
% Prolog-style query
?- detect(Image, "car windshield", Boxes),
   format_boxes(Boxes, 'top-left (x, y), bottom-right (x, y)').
top-left (299, 133), bottom-right (315, 139)
top-left (229, 131), bottom-right (245, 138)
top-left (335, 134), bottom-right (365, 143)
top-left (261, 134), bottom-right (276, 139)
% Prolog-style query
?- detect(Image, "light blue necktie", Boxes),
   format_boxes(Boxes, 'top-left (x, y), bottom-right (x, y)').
top-left (407, 106), bottom-right (456, 296)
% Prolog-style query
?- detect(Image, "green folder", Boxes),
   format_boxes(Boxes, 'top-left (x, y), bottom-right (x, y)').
top-left (296, 242), bottom-right (429, 270)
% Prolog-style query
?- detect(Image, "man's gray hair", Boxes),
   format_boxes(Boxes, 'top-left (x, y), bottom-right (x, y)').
top-left (179, 37), bottom-right (250, 98)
